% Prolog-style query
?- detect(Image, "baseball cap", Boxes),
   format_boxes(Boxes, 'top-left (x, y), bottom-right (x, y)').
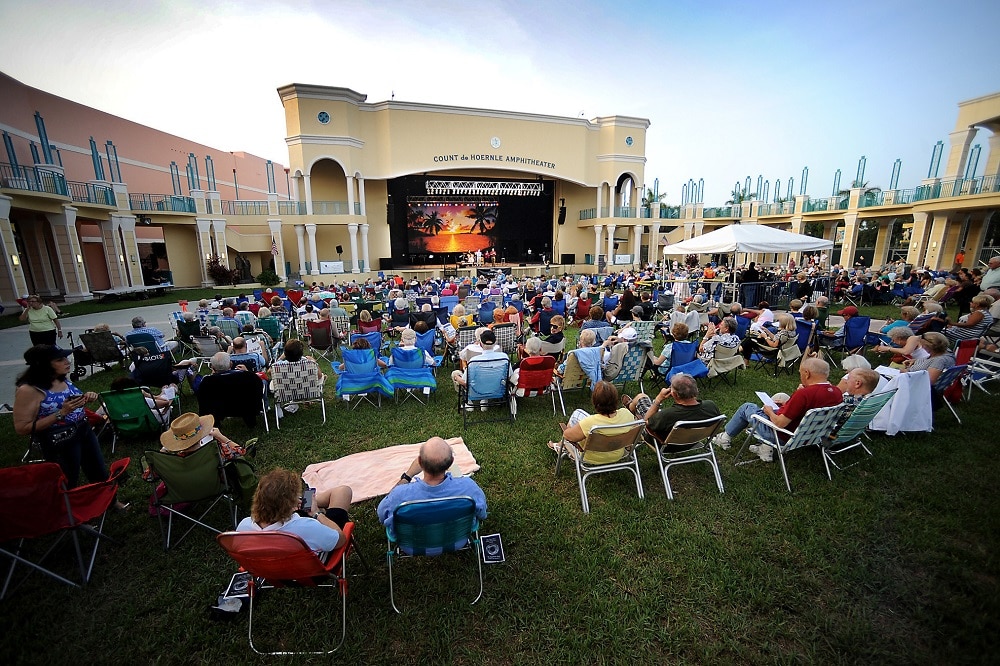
top-left (619, 327), bottom-right (637, 341)
top-left (836, 306), bottom-right (859, 317)
top-left (24, 345), bottom-right (72, 365)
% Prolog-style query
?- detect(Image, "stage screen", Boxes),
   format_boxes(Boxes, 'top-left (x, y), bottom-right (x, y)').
top-left (406, 202), bottom-right (499, 255)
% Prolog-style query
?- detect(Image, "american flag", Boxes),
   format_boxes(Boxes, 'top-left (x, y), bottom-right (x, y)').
top-left (271, 236), bottom-right (279, 256)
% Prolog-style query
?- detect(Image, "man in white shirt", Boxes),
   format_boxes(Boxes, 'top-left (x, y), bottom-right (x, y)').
top-left (981, 256), bottom-right (1000, 291)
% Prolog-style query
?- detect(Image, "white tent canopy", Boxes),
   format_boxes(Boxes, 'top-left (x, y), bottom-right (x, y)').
top-left (662, 224), bottom-right (833, 255)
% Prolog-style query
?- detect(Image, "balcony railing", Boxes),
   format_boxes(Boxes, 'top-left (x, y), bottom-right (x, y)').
top-left (579, 208), bottom-right (596, 220)
top-left (0, 162), bottom-right (68, 196)
top-left (757, 201), bottom-right (794, 216)
top-left (660, 206), bottom-right (681, 219)
top-left (913, 174), bottom-right (1000, 201)
top-left (613, 206), bottom-right (637, 218)
top-left (858, 191), bottom-right (884, 208)
top-left (804, 199), bottom-right (828, 212)
top-left (67, 181), bottom-right (115, 206)
top-left (278, 200), bottom-right (305, 215)
top-left (312, 200), bottom-right (355, 215)
top-left (129, 193), bottom-right (195, 213)
top-left (837, 196), bottom-right (850, 210)
top-left (703, 206), bottom-right (735, 218)
top-left (221, 200), bottom-right (268, 215)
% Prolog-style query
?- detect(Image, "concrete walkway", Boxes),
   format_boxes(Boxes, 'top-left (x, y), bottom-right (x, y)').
top-left (0, 303), bottom-right (182, 406)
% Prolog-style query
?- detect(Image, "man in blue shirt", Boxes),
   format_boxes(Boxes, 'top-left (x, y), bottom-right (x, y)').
top-left (378, 437), bottom-right (488, 541)
top-left (130, 316), bottom-right (178, 353)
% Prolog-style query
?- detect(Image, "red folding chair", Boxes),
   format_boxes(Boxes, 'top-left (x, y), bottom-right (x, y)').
top-left (216, 523), bottom-right (357, 656)
top-left (0, 458), bottom-right (130, 598)
top-left (512, 355), bottom-right (560, 415)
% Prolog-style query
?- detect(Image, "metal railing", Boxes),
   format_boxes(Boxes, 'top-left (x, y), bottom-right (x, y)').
top-left (312, 200), bottom-right (353, 215)
top-left (278, 200), bottom-right (305, 215)
top-left (67, 181), bottom-right (115, 206)
top-left (660, 206), bottom-right (681, 219)
top-left (703, 206), bottom-right (735, 218)
top-left (579, 207), bottom-right (596, 220)
top-left (757, 201), bottom-right (795, 216)
top-left (804, 199), bottom-right (828, 212)
top-left (858, 191), bottom-right (884, 208)
top-left (0, 162), bottom-right (68, 196)
top-left (128, 193), bottom-right (195, 213)
top-left (221, 200), bottom-right (268, 215)
top-left (613, 206), bottom-right (637, 218)
top-left (914, 174), bottom-right (1000, 201)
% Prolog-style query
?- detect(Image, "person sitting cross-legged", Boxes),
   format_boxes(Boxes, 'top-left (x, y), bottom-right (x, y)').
top-left (712, 356), bottom-right (843, 462)
top-left (238, 468), bottom-right (352, 556)
top-left (377, 437), bottom-right (488, 539)
top-left (623, 373), bottom-right (721, 445)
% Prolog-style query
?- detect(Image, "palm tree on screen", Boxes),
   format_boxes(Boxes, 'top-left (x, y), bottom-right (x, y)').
top-left (466, 204), bottom-right (495, 234)
top-left (407, 208), bottom-right (425, 229)
top-left (423, 211), bottom-right (445, 235)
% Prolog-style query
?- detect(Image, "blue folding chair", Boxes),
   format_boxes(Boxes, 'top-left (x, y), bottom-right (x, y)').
top-left (460, 356), bottom-right (513, 427)
top-left (386, 497), bottom-right (483, 613)
top-left (335, 348), bottom-right (392, 409)
top-left (385, 347), bottom-right (436, 404)
top-left (664, 341), bottom-right (709, 381)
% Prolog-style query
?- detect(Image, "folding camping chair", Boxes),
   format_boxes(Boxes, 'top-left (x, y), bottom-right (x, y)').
top-left (385, 497), bottom-right (483, 614)
top-left (217, 524), bottom-right (357, 655)
top-left (733, 403), bottom-right (848, 493)
top-left (145, 444), bottom-right (239, 550)
top-left (385, 347), bottom-right (437, 405)
top-left (459, 356), bottom-right (514, 427)
top-left (98, 386), bottom-right (175, 452)
top-left (511, 355), bottom-right (559, 416)
top-left (821, 389), bottom-right (897, 480)
top-left (0, 458), bottom-right (129, 598)
top-left (931, 364), bottom-right (969, 425)
top-left (71, 331), bottom-right (125, 381)
top-left (644, 415), bottom-right (727, 500)
top-left (554, 420), bottom-right (646, 514)
top-left (271, 360), bottom-right (327, 427)
top-left (196, 370), bottom-right (270, 431)
top-left (335, 348), bottom-right (392, 409)
top-left (819, 316), bottom-right (870, 365)
top-left (306, 320), bottom-right (341, 362)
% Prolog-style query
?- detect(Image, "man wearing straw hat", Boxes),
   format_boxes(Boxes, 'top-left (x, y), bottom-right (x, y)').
top-left (157, 412), bottom-right (247, 460)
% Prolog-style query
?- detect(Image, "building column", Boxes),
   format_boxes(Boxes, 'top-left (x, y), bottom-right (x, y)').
top-left (45, 205), bottom-right (90, 301)
top-left (648, 222), bottom-right (660, 267)
top-left (839, 214), bottom-right (860, 268)
top-left (195, 219), bottom-right (213, 287)
top-left (359, 223), bottom-right (370, 272)
top-left (302, 175), bottom-right (314, 216)
top-left (211, 219), bottom-right (228, 267)
top-left (905, 212), bottom-right (930, 267)
top-left (0, 195), bottom-right (29, 306)
top-left (872, 218), bottom-right (896, 267)
top-left (596, 188), bottom-right (603, 219)
top-left (943, 127), bottom-right (977, 179)
top-left (593, 225), bottom-right (603, 265)
top-left (116, 214), bottom-right (143, 287)
top-left (630, 224), bottom-right (641, 267)
top-left (346, 176), bottom-right (356, 215)
top-left (305, 223), bottom-right (319, 275)
top-left (294, 224), bottom-right (307, 275)
top-left (26, 223), bottom-right (58, 295)
top-left (683, 222), bottom-right (694, 240)
top-left (788, 216), bottom-right (803, 235)
top-left (347, 223), bottom-right (360, 273)
top-left (268, 219), bottom-right (286, 280)
top-left (925, 212), bottom-right (957, 270)
top-left (606, 224), bottom-right (616, 267)
top-left (357, 177), bottom-right (367, 216)
top-left (98, 218), bottom-right (128, 289)
top-left (983, 132), bottom-right (1000, 181)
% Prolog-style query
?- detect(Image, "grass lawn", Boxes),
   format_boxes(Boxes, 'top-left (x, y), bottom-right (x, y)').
top-left (0, 310), bottom-right (997, 664)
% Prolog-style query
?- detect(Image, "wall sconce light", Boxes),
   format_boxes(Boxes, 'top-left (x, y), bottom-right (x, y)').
top-left (205, 253), bottom-right (212, 260)
top-left (11, 254), bottom-right (19, 266)
top-left (931, 241), bottom-right (938, 249)
top-left (119, 254), bottom-right (125, 263)
top-left (76, 253), bottom-right (83, 264)
top-left (129, 254), bottom-right (136, 263)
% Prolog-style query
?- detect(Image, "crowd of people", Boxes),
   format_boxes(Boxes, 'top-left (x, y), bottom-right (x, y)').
top-left (7, 251), bottom-right (997, 566)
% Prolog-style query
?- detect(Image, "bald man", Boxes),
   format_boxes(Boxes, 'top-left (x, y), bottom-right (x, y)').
top-left (377, 437), bottom-right (488, 542)
top-left (713, 357), bottom-right (843, 462)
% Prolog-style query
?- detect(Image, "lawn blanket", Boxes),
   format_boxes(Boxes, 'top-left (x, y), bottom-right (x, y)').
top-left (302, 437), bottom-right (479, 504)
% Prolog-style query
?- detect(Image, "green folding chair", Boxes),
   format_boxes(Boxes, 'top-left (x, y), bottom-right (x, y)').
top-left (145, 444), bottom-right (238, 550)
top-left (99, 387), bottom-right (174, 453)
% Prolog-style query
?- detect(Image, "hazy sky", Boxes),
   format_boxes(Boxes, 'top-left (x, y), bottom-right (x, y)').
top-left (2, 0), bottom-right (999, 204)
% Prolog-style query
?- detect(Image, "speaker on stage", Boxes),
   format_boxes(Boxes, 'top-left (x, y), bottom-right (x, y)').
top-left (379, 257), bottom-right (393, 270)
top-left (557, 206), bottom-right (566, 225)
top-left (518, 263), bottom-right (526, 267)
top-left (336, 245), bottom-right (344, 255)
top-left (561, 253), bottom-right (575, 265)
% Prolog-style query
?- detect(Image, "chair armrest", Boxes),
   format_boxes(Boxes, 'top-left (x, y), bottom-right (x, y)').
top-left (749, 412), bottom-right (794, 440)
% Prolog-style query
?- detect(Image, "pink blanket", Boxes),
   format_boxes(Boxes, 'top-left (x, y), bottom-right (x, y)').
top-left (301, 437), bottom-right (479, 504)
